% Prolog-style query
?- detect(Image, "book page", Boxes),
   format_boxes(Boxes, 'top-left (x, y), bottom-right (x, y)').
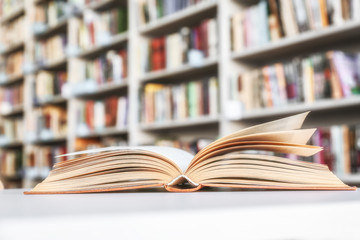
top-left (57, 146), bottom-right (194, 173)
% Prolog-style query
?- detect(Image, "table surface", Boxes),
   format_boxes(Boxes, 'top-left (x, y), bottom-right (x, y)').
top-left (1, 189), bottom-right (360, 240)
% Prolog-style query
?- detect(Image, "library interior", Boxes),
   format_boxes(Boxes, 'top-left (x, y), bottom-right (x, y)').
top-left (0, 0), bottom-right (360, 239)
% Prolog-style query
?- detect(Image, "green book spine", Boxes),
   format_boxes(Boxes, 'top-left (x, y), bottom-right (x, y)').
top-left (187, 81), bottom-right (197, 118)
top-left (117, 7), bottom-right (128, 33)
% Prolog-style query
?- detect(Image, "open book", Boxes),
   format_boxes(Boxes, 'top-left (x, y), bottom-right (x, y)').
top-left (25, 112), bottom-right (355, 194)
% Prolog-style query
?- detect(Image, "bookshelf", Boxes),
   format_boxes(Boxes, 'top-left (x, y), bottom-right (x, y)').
top-left (0, 0), bottom-right (360, 188)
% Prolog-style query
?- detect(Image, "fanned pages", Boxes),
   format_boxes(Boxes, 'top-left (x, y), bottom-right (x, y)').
top-left (25, 112), bottom-right (355, 194)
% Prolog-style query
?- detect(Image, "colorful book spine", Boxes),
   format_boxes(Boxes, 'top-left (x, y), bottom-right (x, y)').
top-left (34, 0), bottom-right (68, 28)
top-left (141, 17), bottom-right (217, 73)
top-left (232, 51), bottom-right (360, 112)
top-left (76, 96), bottom-right (128, 133)
top-left (74, 6), bottom-right (127, 51)
top-left (311, 124), bottom-right (360, 175)
top-left (0, 15), bottom-right (25, 49)
top-left (141, 77), bottom-right (218, 124)
top-left (34, 71), bottom-right (67, 103)
top-left (232, 0), bottom-right (360, 50)
top-left (0, 150), bottom-right (22, 178)
top-left (0, 51), bottom-right (24, 77)
top-left (0, 118), bottom-right (23, 143)
top-left (28, 106), bottom-right (67, 139)
top-left (84, 49), bottom-right (127, 84)
top-left (35, 34), bottom-right (67, 65)
top-left (25, 145), bottom-right (67, 170)
top-left (0, 83), bottom-right (23, 109)
top-left (74, 136), bottom-right (127, 152)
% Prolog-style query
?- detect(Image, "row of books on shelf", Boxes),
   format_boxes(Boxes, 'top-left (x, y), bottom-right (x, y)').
top-left (230, 51), bottom-right (360, 112)
top-left (141, 17), bottom-right (217, 72)
top-left (155, 137), bottom-right (214, 155)
top-left (312, 125), bottom-right (360, 175)
top-left (76, 96), bottom-right (128, 136)
top-left (0, 150), bottom-right (22, 178)
top-left (70, 6), bottom-right (127, 51)
top-left (138, 0), bottom-right (213, 24)
top-left (0, 0), bottom-right (24, 19)
top-left (34, 71), bottom-right (67, 104)
top-left (26, 145), bottom-right (67, 168)
top-left (141, 77), bottom-right (218, 124)
top-left (35, 34), bottom-right (67, 65)
top-left (232, 0), bottom-right (360, 51)
top-left (0, 50), bottom-right (24, 78)
top-left (0, 118), bottom-right (23, 144)
top-left (26, 106), bottom-right (67, 142)
top-left (33, 0), bottom-right (70, 33)
top-left (68, 49), bottom-right (127, 95)
top-left (0, 15), bottom-right (24, 50)
top-left (0, 83), bottom-right (23, 114)
top-left (74, 137), bottom-right (127, 152)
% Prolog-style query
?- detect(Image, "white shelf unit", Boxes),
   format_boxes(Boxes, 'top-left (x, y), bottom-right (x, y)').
top-left (0, 0), bottom-right (359, 187)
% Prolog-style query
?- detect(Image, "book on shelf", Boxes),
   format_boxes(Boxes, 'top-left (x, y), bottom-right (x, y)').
top-left (311, 124), bottom-right (360, 175)
top-left (68, 49), bottom-right (127, 95)
top-left (70, 6), bottom-right (127, 51)
top-left (229, 50), bottom-right (360, 113)
top-left (141, 17), bottom-right (217, 73)
top-left (138, 0), bottom-right (214, 25)
top-left (25, 112), bottom-right (356, 194)
top-left (141, 77), bottom-right (218, 124)
top-left (33, 0), bottom-right (70, 33)
top-left (0, 83), bottom-right (23, 114)
top-left (0, 117), bottom-right (23, 144)
top-left (25, 145), bottom-right (67, 181)
top-left (0, 15), bottom-right (24, 50)
top-left (35, 34), bottom-right (67, 65)
top-left (34, 70), bottom-right (67, 104)
top-left (76, 96), bottom-right (128, 136)
top-left (75, 136), bottom-right (127, 152)
top-left (0, 51), bottom-right (24, 79)
top-left (231, 0), bottom-right (360, 51)
top-left (0, 0), bottom-right (24, 19)
top-left (0, 149), bottom-right (22, 179)
top-left (156, 138), bottom-right (214, 155)
top-left (27, 106), bottom-right (67, 141)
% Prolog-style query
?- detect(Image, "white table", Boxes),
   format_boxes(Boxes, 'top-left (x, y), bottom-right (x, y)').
top-left (1, 189), bottom-right (360, 240)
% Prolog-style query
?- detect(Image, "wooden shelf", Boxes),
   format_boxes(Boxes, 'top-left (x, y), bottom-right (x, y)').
top-left (232, 21), bottom-right (360, 62)
top-left (140, 115), bottom-right (219, 131)
top-left (35, 95), bottom-right (67, 106)
top-left (0, 105), bottom-right (23, 117)
top-left (140, 58), bottom-right (218, 83)
top-left (237, 97), bottom-right (360, 120)
top-left (76, 32), bottom-right (128, 59)
top-left (0, 73), bottom-right (24, 86)
top-left (87, 0), bottom-right (124, 11)
top-left (30, 136), bottom-right (67, 145)
top-left (76, 127), bottom-right (128, 138)
top-left (0, 141), bottom-right (23, 148)
top-left (74, 81), bottom-right (128, 98)
top-left (139, 0), bottom-right (217, 36)
top-left (0, 42), bottom-right (24, 56)
top-left (33, 19), bottom-right (68, 39)
top-left (36, 58), bottom-right (67, 71)
top-left (0, 5), bottom-right (25, 24)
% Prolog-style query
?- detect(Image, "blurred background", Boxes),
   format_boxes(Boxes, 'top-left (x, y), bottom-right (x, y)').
top-left (0, 0), bottom-right (359, 189)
